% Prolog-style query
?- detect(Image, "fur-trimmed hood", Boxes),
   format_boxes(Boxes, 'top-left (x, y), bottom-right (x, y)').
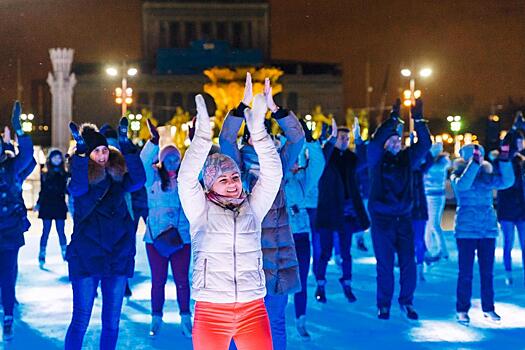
top-left (88, 146), bottom-right (127, 184)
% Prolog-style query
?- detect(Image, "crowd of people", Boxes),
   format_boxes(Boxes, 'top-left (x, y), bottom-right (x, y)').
top-left (0, 73), bottom-right (524, 349)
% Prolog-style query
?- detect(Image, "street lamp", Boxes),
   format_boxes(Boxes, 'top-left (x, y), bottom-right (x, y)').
top-left (106, 63), bottom-right (138, 117)
top-left (400, 67), bottom-right (433, 132)
top-left (447, 115), bottom-right (462, 156)
top-left (20, 113), bottom-right (35, 133)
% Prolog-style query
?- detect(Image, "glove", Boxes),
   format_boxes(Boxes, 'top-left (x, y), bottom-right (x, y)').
top-left (146, 118), bottom-right (160, 145)
top-left (264, 78), bottom-right (280, 114)
top-left (353, 117), bottom-right (362, 143)
top-left (241, 72), bottom-right (253, 106)
top-left (244, 94), bottom-right (267, 135)
top-left (390, 99), bottom-right (401, 121)
top-left (118, 117), bottom-right (136, 154)
top-left (3, 126), bottom-right (11, 144)
top-left (330, 117), bottom-right (338, 139)
top-left (472, 145), bottom-right (483, 164)
top-left (499, 144), bottom-right (510, 161)
top-left (300, 119), bottom-right (314, 142)
top-left (195, 94), bottom-right (211, 136)
top-left (411, 98), bottom-right (423, 120)
top-left (11, 101), bottom-right (24, 137)
top-left (69, 122), bottom-right (87, 155)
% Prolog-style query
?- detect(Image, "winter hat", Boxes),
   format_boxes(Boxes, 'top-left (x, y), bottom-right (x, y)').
top-left (47, 148), bottom-right (64, 164)
top-left (159, 144), bottom-right (181, 164)
top-left (202, 153), bottom-right (241, 191)
top-left (81, 124), bottom-right (108, 155)
top-left (430, 142), bottom-right (444, 157)
top-left (459, 143), bottom-right (485, 160)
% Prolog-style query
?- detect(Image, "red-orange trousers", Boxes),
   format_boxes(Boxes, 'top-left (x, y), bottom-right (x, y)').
top-left (192, 298), bottom-right (273, 350)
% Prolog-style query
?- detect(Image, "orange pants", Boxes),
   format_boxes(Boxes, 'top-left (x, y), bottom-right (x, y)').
top-left (192, 298), bottom-right (273, 350)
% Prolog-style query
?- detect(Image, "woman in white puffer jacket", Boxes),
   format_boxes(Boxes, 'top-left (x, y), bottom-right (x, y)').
top-left (178, 94), bottom-right (282, 350)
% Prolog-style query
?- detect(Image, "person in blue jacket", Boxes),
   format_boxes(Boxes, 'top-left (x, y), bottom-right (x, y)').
top-left (283, 121), bottom-right (324, 340)
top-left (368, 99), bottom-right (431, 321)
top-left (64, 118), bottom-right (146, 350)
top-left (496, 113), bottom-right (525, 286)
top-left (452, 141), bottom-right (514, 325)
top-left (0, 102), bottom-right (34, 341)
top-left (220, 74), bottom-right (303, 350)
top-left (314, 117), bottom-right (369, 304)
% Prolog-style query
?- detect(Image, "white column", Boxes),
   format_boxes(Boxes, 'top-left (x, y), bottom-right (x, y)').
top-left (47, 48), bottom-right (76, 152)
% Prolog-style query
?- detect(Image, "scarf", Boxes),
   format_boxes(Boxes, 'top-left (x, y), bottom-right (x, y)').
top-left (206, 190), bottom-right (247, 211)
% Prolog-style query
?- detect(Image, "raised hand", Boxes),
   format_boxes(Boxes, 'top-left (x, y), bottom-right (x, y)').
top-left (264, 78), bottom-right (279, 113)
top-left (69, 122), bottom-right (87, 155)
top-left (118, 117), bottom-right (136, 154)
top-left (390, 99), bottom-right (401, 121)
top-left (244, 93), bottom-right (267, 134)
top-left (11, 101), bottom-right (24, 137)
top-left (3, 126), bottom-right (11, 144)
top-left (195, 94), bottom-right (211, 136)
top-left (330, 117), bottom-right (338, 139)
top-left (411, 98), bottom-right (423, 120)
top-left (241, 72), bottom-right (253, 106)
top-left (146, 118), bottom-right (160, 145)
top-left (353, 117), bottom-right (361, 142)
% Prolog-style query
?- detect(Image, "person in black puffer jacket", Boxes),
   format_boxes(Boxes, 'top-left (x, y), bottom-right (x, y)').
top-left (36, 149), bottom-right (69, 266)
top-left (64, 118), bottom-right (146, 350)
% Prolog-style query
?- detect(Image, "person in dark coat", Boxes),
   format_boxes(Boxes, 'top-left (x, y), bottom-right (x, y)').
top-left (64, 118), bottom-right (146, 350)
top-left (36, 149), bottom-right (69, 266)
top-left (314, 118), bottom-right (369, 304)
top-left (496, 113), bottom-right (525, 286)
top-left (368, 99), bottom-right (431, 320)
top-left (0, 102), bottom-right (34, 341)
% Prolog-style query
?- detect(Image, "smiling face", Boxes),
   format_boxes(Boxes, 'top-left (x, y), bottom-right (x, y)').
top-left (89, 145), bottom-right (110, 166)
top-left (50, 154), bottom-right (63, 167)
top-left (384, 135), bottom-right (402, 155)
top-left (210, 171), bottom-right (242, 198)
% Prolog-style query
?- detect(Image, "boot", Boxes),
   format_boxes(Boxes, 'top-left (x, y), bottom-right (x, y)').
top-left (339, 278), bottom-right (357, 303)
top-left (61, 245), bottom-right (67, 261)
top-left (295, 315), bottom-right (311, 341)
top-left (378, 307), bottom-right (390, 320)
top-left (356, 237), bottom-right (368, 252)
top-left (181, 313), bottom-right (193, 338)
top-left (38, 247), bottom-right (46, 268)
top-left (124, 282), bottom-right (132, 299)
top-left (505, 271), bottom-right (513, 286)
top-left (315, 280), bottom-right (327, 303)
top-left (149, 315), bottom-right (162, 336)
top-left (400, 304), bottom-right (419, 320)
top-left (456, 312), bottom-right (470, 325)
top-left (483, 311), bottom-right (501, 322)
top-left (3, 315), bottom-right (14, 341)
top-left (417, 264), bottom-right (426, 282)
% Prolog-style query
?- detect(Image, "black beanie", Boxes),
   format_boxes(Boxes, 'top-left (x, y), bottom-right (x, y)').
top-left (81, 124), bottom-right (108, 155)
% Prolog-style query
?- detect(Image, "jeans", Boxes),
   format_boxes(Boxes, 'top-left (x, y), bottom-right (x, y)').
top-left (354, 199), bottom-right (370, 243)
top-left (371, 214), bottom-right (416, 308)
top-left (500, 220), bottom-right (525, 273)
top-left (306, 208), bottom-right (320, 276)
top-left (146, 243), bottom-right (191, 316)
top-left (293, 233), bottom-right (311, 318)
top-left (316, 222), bottom-right (354, 282)
top-left (264, 294), bottom-right (288, 350)
top-left (0, 249), bottom-right (19, 316)
top-left (65, 275), bottom-right (127, 350)
top-left (456, 238), bottom-right (496, 312)
top-left (425, 194), bottom-right (448, 257)
top-left (195, 299), bottom-right (272, 350)
top-left (40, 219), bottom-right (66, 248)
top-left (412, 220), bottom-right (427, 265)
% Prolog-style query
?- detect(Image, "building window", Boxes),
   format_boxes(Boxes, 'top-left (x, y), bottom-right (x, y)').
top-left (138, 92), bottom-right (149, 109)
top-left (169, 22), bottom-right (180, 48)
top-left (170, 92), bottom-right (183, 108)
top-left (232, 22), bottom-right (243, 48)
top-left (184, 22), bottom-right (196, 47)
top-left (287, 92), bottom-right (298, 112)
top-left (245, 21), bottom-right (252, 48)
top-left (159, 21), bottom-right (168, 49)
top-left (153, 92), bottom-right (168, 122)
top-left (200, 22), bottom-right (212, 41)
top-left (216, 22), bottom-right (227, 41)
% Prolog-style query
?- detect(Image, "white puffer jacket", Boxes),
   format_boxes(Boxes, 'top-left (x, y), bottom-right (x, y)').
top-left (178, 127), bottom-right (282, 303)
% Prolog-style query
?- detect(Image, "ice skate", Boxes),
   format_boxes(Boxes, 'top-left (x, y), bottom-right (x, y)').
top-left (456, 312), bottom-right (470, 325)
top-left (181, 313), bottom-right (192, 338)
top-left (149, 315), bottom-right (162, 336)
top-left (315, 280), bottom-right (327, 303)
top-left (339, 278), bottom-right (357, 303)
top-left (3, 316), bottom-right (14, 341)
top-left (296, 315), bottom-right (311, 341)
top-left (400, 304), bottom-right (418, 320)
top-left (483, 311), bottom-right (501, 323)
top-left (378, 307), bottom-right (390, 320)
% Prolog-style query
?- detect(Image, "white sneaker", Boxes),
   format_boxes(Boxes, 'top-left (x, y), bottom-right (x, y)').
top-left (181, 314), bottom-right (192, 338)
top-left (483, 311), bottom-right (501, 322)
top-left (296, 315), bottom-right (311, 341)
top-left (149, 315), bottom-right (162, 336)
top-left (456, 312), bottom-right (470, 325)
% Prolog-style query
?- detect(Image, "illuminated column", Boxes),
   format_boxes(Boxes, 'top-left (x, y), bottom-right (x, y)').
top-left (47, 48), bottom-right (76, 152)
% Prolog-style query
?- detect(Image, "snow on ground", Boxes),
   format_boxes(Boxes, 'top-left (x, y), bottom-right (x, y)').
top-left (2, 208), bottom-right (525, 349)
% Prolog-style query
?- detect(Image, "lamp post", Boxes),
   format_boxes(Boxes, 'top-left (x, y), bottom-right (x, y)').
top-left (448, 115), bottom-right (462, 156)
top-left (128, 113), bottom-right (143, 139)
top-left (106, 64), bottom-right (138, 117)
top-left (400, 67), bottom-right (432, 132)
top-left (20, 113), bottom-right (35, 133)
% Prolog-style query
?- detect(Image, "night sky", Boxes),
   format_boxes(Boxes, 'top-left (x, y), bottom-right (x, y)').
top-left (1, 0), bottom-right (524, 125)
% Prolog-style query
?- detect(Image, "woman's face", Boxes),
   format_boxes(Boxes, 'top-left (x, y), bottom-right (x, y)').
top-left (162, 153), bottom-right (180, 172)
top-left (89, 146), bottom-right (110, 166)
top-left (211, 171), bottom-right (242, 198)
top-left (50, 154), bottom-right (63, 167)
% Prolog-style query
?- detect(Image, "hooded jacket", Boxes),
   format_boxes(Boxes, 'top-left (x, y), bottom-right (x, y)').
top-left (0, 135), bottom-right (34, 250)
top-left (66, 148), bottom-right (146, 279)
top-left (424, 153), bottom-right (451, 196)
top-left (140, 140), bottom-right (190, 244)
top-left (219, 109), bottom-right (304, 295)
top-left (37, 150), bottom-right (69, 220)
top-left (179, 125), bottom-right (282, 303)
top-left (451, 155), bottom-right (514, 239)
